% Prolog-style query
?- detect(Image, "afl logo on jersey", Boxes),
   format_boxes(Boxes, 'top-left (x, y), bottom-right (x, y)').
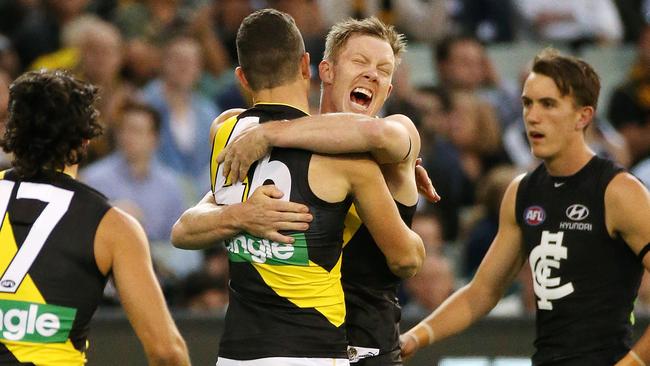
top-left (565, 204), bottom-right (589, 221)
top-left (524, 206), bottom-right (546, 226)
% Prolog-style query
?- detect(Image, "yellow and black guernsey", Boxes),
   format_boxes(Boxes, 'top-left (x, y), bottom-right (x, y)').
top-left (210, 103), bottom-right (353, 360)
top-left (342, 202), bottom-right (416, 365)
top-left (0, 170), bottom-right (111, 366)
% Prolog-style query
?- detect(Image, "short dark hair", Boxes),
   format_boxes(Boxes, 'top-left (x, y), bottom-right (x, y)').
top-left (1, 70), bottom-right (102, 178)
top-left (119, 100), bottom-right (162, 134)
top-left (531, 48), bottom-right (601, 110)
top-left (434, 34), bottom-right (481, 64)
top-left (236, 8), bottom-right (305, 91)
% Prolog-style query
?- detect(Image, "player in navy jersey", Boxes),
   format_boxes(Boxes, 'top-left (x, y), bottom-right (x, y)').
top-left (400, 48), bottom-right (650, 365)
top-left (0, 70), bottom-right (190, 366)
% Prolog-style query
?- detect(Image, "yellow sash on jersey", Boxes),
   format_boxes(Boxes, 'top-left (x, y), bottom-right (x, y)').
top-left (211, 113), bottom-right (347, 327)
top-left (0, 171), bottom-right (84, 365)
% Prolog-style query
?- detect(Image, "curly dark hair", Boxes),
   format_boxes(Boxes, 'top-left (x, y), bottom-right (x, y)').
top-left (1, 70), bottom-right (103, 178)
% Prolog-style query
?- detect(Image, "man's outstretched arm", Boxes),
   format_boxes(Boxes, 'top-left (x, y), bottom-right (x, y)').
top-left (400, 176), bottom-right (526, 358)
top-left (218, 113), bottom-right (416, 182)
top-left (171, 185), bottom-right (313, 249)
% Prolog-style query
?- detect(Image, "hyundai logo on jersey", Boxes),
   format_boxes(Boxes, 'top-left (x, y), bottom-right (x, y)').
top-left (565, 204), bottom-right (589, 221)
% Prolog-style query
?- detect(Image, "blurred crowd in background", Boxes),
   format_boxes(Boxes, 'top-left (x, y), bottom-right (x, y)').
top-left (0, 0), bottom-right (649, 317)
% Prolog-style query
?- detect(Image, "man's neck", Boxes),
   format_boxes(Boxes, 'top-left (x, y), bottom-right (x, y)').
top-left (544, 143), bottom-right (595, 177)
top-left (62, 165), bottom-right (78, 179)
top-left (252, 80), bottom-right (310, 113)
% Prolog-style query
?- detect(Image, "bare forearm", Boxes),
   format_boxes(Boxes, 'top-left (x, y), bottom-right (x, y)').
top-left (265, 114), bottom-right (407, 162)
top-left (387, 230), bottom-right (425, 278)
top-left (406, 282), bottom-right (501, 348)
top-left (620, 328), bottom-right (650, 365)
top-left (171, 203), bottom-right (241, 250)
top-left (145, 337), bottom-right (190, 366)
top-left (265, 114), bottom-right (374, 152)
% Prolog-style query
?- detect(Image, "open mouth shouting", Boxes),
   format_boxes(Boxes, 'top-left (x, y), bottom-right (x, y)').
top-left (350, 87), bottom-right (373, 112)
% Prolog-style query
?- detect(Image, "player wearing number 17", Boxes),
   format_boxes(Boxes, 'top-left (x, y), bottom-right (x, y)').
top-left (0, 70), bottom-right (190, 365)
top-left (204, 9), bottom-right (424, 366)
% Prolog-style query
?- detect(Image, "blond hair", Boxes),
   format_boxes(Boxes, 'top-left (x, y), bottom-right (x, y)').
top-left (324, 17), bottom-right (406, 66)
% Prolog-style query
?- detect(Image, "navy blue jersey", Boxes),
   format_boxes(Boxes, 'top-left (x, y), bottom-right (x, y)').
top-left (342, 201), bottom-right (416, 365)
top-left (516, 156), bottom-right (643, 365)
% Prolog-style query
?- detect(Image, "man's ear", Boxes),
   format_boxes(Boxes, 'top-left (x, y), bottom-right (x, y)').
top-left (235, 66), bottom-right (252, 93)
top-left (319, 59), bottom-right (334, 85)
top-left (301, 52), bottom-right (311, 80)
top-left (576, 106), bottom-right (594, 130)
top-left (386, 83), bottom-right (393, 100)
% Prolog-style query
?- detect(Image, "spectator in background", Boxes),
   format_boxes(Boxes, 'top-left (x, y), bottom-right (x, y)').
top-left (142, 36), bottom-right (220, 199)
top-left (121, 38), bottom-right (161, 88)
top-left (427, 89), bottom-right (508, 236)
top-left (411, 211), bottom-right (445, 254)
top-left (178, 247), bottom-right (230, 312)
top-left (268, 0), bottom-right (327, 66)
top-left (181, 270), bottom-right (229, 313)
top-left (447, 91), bottom-right (505, 182)
top-left (209, 0), bottom-right (255, 66)
top-left (451, 0), bottom-right (517, 43)
top-left (81, 100), bottom-right (201, 287)
top-left (0, 0), bottom-right (36, 37)
top-left (211, 0), bottom-right (257, 110)
top-left (434, 34), bottom-right (521, 129)
top-left (185, 2), bottom-right (231, 81)
top-left (608, 23), bottom-right (650, 168)
top-left (402, 254), bottom-right (455, 318)
top-left (462, 165), bottom-right (519, 277)
top-left (0, 34), bottom-right (20, 78)
top-left (111, 1), bottom-right (168, 88)
top-left (73, 16), bottom-right (136, 162)
top-left (114, 0), bottom-right (230, 89)
top-left (81, 101), bottom-right (189, 244)
top-left (29, 15), bottom-right (139, 163)
top-left (11, 0), bottom-right (89, 69)
top-left (514, 0), bottom-right (623, 50)
top-left (112, 0), bottom-right (189, 46)
top-left (317, 0), bottom-right (449, 42)
top-left (612, 0), bottom-right (649, 43)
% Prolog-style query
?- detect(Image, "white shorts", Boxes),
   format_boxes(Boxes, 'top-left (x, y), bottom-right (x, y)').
top-left (216, 357), bottom-right (350, 366)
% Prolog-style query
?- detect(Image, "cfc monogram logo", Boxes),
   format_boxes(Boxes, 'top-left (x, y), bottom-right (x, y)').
top-left (529, 231), bottom-right (574, 310)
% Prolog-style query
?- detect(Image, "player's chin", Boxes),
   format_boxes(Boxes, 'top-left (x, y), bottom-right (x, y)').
top-left (530, 146), bottom-right (552, 160)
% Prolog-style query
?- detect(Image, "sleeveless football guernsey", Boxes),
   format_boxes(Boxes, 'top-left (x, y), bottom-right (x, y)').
top-left (516, 156), bottom-right (643, 365)
top-left (211, 104), bottom-right (353, 360)
top-left (342, 201), bottom-right (416, 365)
top-left (0, 170), bottom-right (110, 365)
